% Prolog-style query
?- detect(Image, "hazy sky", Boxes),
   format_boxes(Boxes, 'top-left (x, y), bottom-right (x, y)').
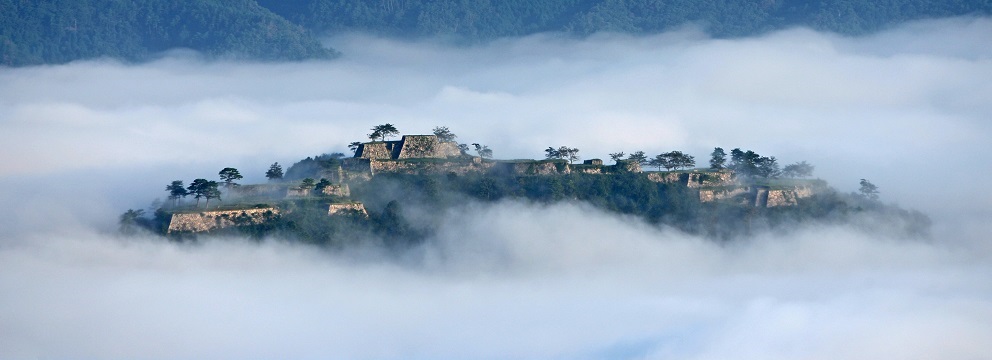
top-left (0, 17), bottom-right (990, 359)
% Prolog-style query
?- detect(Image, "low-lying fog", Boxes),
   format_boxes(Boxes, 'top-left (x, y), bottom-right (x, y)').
top-left (1, 17), bottom-right (990, 359)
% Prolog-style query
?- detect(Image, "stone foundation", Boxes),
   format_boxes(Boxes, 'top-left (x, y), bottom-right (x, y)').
top-left (167, 208), bottom-right (279, 233)
top-left (328, 203), bottom-right (368, 217)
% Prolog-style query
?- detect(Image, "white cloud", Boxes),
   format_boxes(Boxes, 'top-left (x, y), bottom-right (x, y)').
top-left (0, 17), bottom-right (991, 359)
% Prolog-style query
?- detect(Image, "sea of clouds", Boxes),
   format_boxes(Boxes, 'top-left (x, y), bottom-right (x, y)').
top-left (0, 17), bottom-right (990, 359)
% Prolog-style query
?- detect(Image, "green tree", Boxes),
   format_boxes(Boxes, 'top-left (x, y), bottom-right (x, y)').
top-left (315, 178), bottom-right (332, 194)
top-left (432, 126), bottom-right (457, 142)
top-left (545, 146), bottom-right (561, 160)
top-left (609, 152), bottom-right (625, 164)
top-left (859, 179), bottom-right (879, 201)
top-left (300, 178), bottom-right (317, 191)
top-left (649, 154), bottom-right (670, 171)
top-left (165, 180), bottom-right (188, 206)
top-left (782, 161), bottom-right (815, 178)
top-left (710, 147), bottom-right (727, 170)
top-left (119, 209), bottom-right (146, 235)
top-left (204, 182), bottom-right (222, 207)
top-left (187, 178), bottom-right (220, 207)
top-left (672, 151), bottom-right (696, 170)
top-left (266, 162), bottom-right (284, 181)
top-left (348, 142), bottom-right (362, 155)
top-left (369, 123), bottom-right (399, 141)
top-left (756, 156), bottom-right (780, 178)
top-left (627, 151), bottom-right (648, 165)
top-left (558, 146), bottom-right (579, 164)
top-left (219, 167), bottom-right (243, 188)
top-left (473, 143), bottom-right (493, 159)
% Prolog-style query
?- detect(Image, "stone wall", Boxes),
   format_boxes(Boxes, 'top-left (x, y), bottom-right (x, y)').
top-left (649, 171), bottom-right (735, 188)
top-left (167, 207), bottom-right (279, 233)
top-left (699, 187), bottom-right (751, 203)
top-left (322, 184), bottom-right (350, 197)
top-left (493, 161), bottom-right (571, 175)
top-left (232, 184), bottom-right (285, 197)
top-left (355, 135), bottom-right (461, 160)
top-left (396, 135), bottom-right (461, 159)
top-left (372, 157), bottom-right (495, 175)
top-left (356, 141), bottom-right (400, 159)
top-left (647, 172), bottom-right (683, 184)
top-left (328, 203), bottom-right (368, 217)
top-left (699, 185), bottom-right (813, 207)
top-left (615, 160), bottom-right (642, 173)
top-left (286, 187), bottom-right (310, 197)
top-left (767, 186), bottom-right (814, 207)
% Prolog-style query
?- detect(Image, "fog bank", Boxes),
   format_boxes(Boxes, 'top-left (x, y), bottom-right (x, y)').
top-left (1, 17), bottom-right (991, 359)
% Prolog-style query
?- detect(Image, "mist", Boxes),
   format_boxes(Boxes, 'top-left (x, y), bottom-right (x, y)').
top-left (1, 17), bottom-right (991, 358)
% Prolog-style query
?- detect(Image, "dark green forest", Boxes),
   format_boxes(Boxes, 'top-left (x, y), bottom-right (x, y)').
top-left (0, 0), bottom-right (334, 66)
top-left (132, 169), bottom-right (930, 249)
top-left (3, 0), bottom-right (990, 66)
top-left (259, 0), bottom-right (992, 39)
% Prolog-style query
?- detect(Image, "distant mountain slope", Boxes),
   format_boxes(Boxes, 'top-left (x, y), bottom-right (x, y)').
top-left (0, 0), bottom-right (335, 66)
top-left (2, 0), bottom-right (989, 66)
top-left (258, 0), bottom-right (992, 39)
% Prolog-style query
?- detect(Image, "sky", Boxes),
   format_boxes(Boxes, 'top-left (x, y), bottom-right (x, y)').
top-left (0, 17), bottom-right (990, 359)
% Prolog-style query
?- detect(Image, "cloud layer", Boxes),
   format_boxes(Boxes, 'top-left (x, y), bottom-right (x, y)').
top-left (0, 17), bottom-right (991, 359)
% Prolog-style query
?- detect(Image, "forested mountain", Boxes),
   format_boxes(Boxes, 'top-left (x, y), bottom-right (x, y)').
top-left (0, 0), bottom-right (334, 66)
top-left (259, 0), bottom-right (992, 39)
top-left (2, 0), bottom-right (990, 66)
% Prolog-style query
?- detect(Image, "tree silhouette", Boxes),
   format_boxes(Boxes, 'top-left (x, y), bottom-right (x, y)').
top-left (710, 147), bottom-right (727, 170)
top-left (609, 152), bottom-right (625, 164)
top-left (369, 124), bottom-right (399, 141)
top-left (432, 126), bottom-right (457, 142)
top-left (265, 162), bottom-right (283, 181)
top-left (627, 151), bottom-right (648, 165)
top-left (782, 161), bottom-right (814, 178)
top-left (219, 167), bottom-right (243, 188)
top-left (165, 180), bottom-right (188, 206)
top-left (859, 179), bottom-right (879, 201)
top-left (472, 143), bottom-right (493, 159)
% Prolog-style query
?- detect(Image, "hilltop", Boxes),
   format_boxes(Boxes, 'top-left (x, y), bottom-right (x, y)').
top-left (122, 128), bottom-right (930, 246)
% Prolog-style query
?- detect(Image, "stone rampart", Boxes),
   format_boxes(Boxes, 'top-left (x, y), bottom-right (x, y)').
top-left (372, 157), bottom-right (494, 175)
top-left (167, 207), bottom-right (279, 233)
top-left (767, 186), bottom-right (814, 207)
top-left (699, 187), bottom-right (751, 203)
top-left (232, 184), bottom-right (285, 197)
top-left (396, 135), bottom-right (461, 159)
top-left (356, 141), bottom-right (401, 159)
top-left (355, 135), bottom-right (461, 160)
top-left (649, 171), bottom-right (735, 188)
top-left (493, 161), bottom-right (571, 175)
top-left (322, 184), bottom-right (350, 197)
top-left (328, 203), bottom-right (368, 217)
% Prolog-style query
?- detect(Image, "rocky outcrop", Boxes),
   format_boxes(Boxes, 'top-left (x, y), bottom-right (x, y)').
top-left (167, 207), bottom-right (279, 233)
top-left (328, 203), bottom-right (368, 217)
